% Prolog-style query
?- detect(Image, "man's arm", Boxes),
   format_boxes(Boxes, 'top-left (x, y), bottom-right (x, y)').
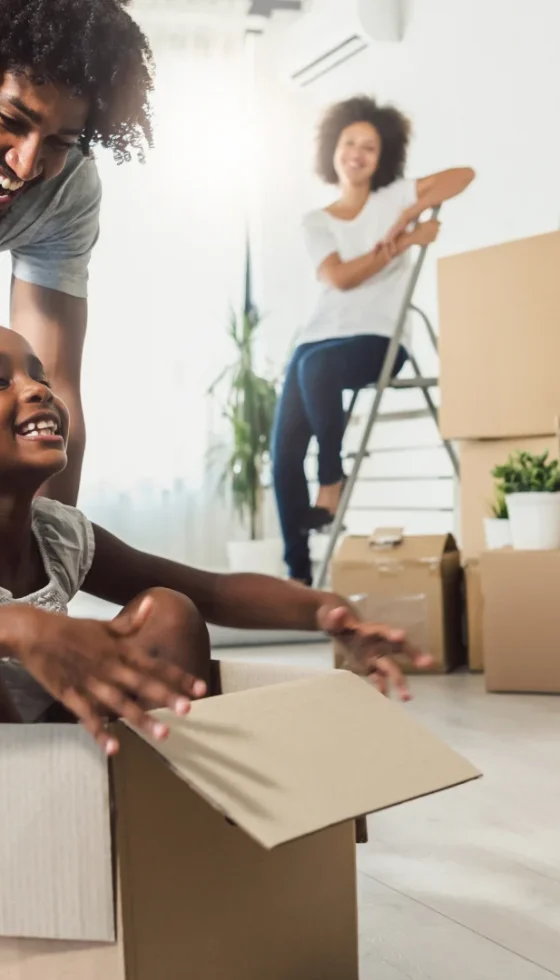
top-left (11, 278), bottom-right (87, 506)
top-left (85, 525), bottom-right (341, 632)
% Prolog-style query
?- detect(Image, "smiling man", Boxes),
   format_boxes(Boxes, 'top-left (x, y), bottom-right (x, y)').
top-left (0, 0), bottom-right (154, 506)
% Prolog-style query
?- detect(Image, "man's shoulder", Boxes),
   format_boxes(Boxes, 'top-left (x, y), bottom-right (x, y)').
top-left (50, 150), bottom-right (102, 214)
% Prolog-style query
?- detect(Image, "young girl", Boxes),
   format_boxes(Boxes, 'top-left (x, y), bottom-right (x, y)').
top-left (272, 96), bottom-right (475, 584)
top-left (0, 327), bottom-right (431, 752)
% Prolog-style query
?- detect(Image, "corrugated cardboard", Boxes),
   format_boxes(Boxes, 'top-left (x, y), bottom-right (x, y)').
top-left (460, 436), bottom-right (558, 559)
top-left (0, 661), bottom-right (480, 979)
top-left (332, 531), bottom-right (464, 672)
top-left (482, 551), bottom-right (560, 693)
top-left (439, 230), bottom-right (560, 440)
top-left (465, 560), bottom-right (483, 672)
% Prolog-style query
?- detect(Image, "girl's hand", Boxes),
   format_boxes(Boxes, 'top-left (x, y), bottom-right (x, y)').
top-left (12, 600), bottom-right (206, 754)
top-left (317, 604), bottom-right (433, 701)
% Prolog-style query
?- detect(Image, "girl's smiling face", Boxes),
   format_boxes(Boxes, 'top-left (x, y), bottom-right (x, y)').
top-left (0, 326), bottom-right (69, 489)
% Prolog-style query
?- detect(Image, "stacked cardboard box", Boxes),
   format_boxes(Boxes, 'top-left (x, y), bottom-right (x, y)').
top-left (439, 230), bottom-right (560, 687)
top-left (332, 528), bottom-right (465, 673)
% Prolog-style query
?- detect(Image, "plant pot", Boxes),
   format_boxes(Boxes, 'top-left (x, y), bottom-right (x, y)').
top-left (227, 538), bottom-right (284, 576)
top-left (483, 517), bottom-right (512, 550)
top-left (505, 492), bottom-right (560, 550)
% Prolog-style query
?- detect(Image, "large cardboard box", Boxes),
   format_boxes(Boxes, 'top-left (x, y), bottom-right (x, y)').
top-left (439, 230), bottom-right (560, 440)
top-left (331, 530), bottom-right (464, 672)
top-left (460, 436), bottom-right (558, 559)
top-left (482, 551), bottom-right (560, 693)
top-left (464, 560), bottom-right (483, 671)
top-left (0, 660), bottom-right (479, 979)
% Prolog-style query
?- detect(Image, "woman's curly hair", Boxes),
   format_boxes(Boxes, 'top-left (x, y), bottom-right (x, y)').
top-left (316, 96), bottom-right (411, 191)
top-left (0, 0), bottom-right (154, 163)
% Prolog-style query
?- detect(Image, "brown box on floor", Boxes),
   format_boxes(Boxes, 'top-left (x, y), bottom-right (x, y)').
top-left (331, 529), bottom-right (464, 672)
top-left (465, 560), bottom-right (484, 671)
top-left (460, 436), bottom-right (558, 559)
top-left (439, 230), bottom-right (560, 440)
top-left (0, 660), bottom-right (479, 980)
top-left (482, 550), bottom-right (560, 693)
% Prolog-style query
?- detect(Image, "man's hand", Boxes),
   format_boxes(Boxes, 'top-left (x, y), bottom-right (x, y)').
top-left (317, 605), bottom-right (433, 701)
top-left (12, 599), bottom-right (206, 755)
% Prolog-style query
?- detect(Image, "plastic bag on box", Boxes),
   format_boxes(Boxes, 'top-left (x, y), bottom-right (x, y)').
top-left (335, 592), bottom-right (429, 671)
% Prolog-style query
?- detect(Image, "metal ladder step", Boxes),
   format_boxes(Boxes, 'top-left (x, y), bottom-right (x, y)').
top-left (389, 376), bottom-right (439, 390)
top-left (378, 408), bottom-right (435, 423)
top-left (345, 442), bottom-right (450, 457)
top-left (356, 475), bottom-right (453, 483)
top-left (345, 504), bottom-right (454, 513)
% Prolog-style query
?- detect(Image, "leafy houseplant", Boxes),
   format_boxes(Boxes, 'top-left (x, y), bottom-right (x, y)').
top-left (491, 451), bottom-right (560, 550)
top-left (492, 451), bottom-right (560, 495)
top-left (484, 486), bottom-right (511, 550)
top-left (209, 306), bottom-right (278, 543)
top-left (490, 488), bottom-right (508, 520)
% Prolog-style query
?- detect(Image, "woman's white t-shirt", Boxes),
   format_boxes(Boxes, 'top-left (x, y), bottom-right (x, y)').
top-left (299, 177), bottom-right (418, 349)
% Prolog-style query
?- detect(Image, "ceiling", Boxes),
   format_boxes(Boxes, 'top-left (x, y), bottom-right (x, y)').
top-left (132, 0), bottom-right (305, 18)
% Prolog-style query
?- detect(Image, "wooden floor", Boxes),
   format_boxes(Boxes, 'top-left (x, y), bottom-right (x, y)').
top-left (221, 645), bottom-right (560, 979)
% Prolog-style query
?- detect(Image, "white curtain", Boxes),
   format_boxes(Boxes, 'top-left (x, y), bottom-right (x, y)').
top-left (79, 16), bottom-right (249, 569)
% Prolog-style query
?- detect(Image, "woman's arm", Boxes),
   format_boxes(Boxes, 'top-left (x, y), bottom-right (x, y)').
top-left (318, 240), bottom-right (395, 291)
top-left (413, 167), bottom-right (475, 216)
top-left (385, 168), bottom-right (475, 243)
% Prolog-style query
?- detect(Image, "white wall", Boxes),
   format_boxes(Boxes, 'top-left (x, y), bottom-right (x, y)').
top-left (252, 0), bottom-right (560, 541)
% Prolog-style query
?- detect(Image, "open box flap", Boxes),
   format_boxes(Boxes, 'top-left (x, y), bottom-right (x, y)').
top-left (126, 671), bottom-right (480, 850)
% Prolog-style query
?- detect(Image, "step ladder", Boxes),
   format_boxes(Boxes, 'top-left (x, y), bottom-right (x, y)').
top-left (313, 206), bottom-right (459, 589)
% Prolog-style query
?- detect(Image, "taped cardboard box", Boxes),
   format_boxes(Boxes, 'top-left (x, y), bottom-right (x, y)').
top-left (439, 230), bottom-right (560, 440)
top-left (460, 436), bottom-right (558, 559)
top-left (331, 529), bottom-right (464, 673)
top-left (464, 560), bottom-right (483, 672)
top-left (0, 660), bottom-right (479, 980)
top-left (482, 551), bottom-right (560, 693)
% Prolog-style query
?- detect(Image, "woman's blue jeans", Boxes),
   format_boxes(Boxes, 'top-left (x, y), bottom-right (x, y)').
top-left (272, 334), bottom-right (407, 583)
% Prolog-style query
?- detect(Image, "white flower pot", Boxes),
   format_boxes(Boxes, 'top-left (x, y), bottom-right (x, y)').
top-left (226, 538), bottom-right (284, 576)
top-left (484, 517), bottom-right (512, 550)
top-left (505, 492), bottom-right (560, 550)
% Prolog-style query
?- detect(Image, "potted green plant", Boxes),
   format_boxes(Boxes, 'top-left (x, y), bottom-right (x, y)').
top-left (209, 305), bottom-right (281, 573)
top-left (484, 487), bottom-right (512, 550)
top-left (492, 451), bottom-right (560, 550)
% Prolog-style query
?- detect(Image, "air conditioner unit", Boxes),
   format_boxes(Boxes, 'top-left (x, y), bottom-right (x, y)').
top-left (280, 0), bottom-right (404, 88)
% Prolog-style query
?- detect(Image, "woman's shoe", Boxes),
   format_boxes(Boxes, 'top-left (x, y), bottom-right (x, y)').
top-left (301, 506), bottom-right (334, 532)
top-left (302, 476), bottom-right (347, 532)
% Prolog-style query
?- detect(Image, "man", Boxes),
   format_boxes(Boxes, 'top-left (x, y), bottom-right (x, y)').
top-left (0, 0), bottom-right (154, 505)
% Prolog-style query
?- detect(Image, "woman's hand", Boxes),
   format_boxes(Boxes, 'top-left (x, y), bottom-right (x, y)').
top-left (11, 599), bottom-right (206, 754)
top-left (382, 206), bottom-right (417, 246)
top-left (411, 218), bottom-right (441, 247)
top-left (317, 604), bottom-right (433, 701)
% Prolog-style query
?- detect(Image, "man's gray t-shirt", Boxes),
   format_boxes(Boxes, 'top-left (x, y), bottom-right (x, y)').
top-left (0, 148), bottom-right (101, 299)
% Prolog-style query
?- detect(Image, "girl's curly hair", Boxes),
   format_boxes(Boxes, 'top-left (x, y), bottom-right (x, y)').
top-left (316, 95), bottom-right (411, 191)
top-left (0, 0), bottom-right (154, 163)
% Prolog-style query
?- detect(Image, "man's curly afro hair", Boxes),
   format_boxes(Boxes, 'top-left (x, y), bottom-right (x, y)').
top-left (0, 0), bottom-right (154, 163)
top-left (316, 96), bottom-right (411, 192)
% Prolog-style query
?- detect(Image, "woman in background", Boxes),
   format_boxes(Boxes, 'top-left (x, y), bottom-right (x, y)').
top-left (272, 96), bottom-right (474, 585)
